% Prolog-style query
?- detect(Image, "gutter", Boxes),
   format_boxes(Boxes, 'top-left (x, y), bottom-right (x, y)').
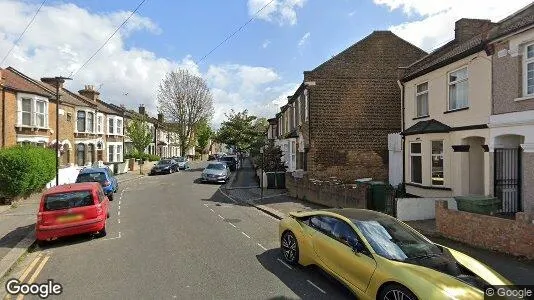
top-left (397, 79), bottom-right (406, 185)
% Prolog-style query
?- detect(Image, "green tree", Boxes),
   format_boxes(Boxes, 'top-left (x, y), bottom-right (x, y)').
top-left (260, 140), bottom-right (287, 172)
top-left (217, 110), bottom-right (268, 152)
top-left (195, 118), bottom-right (213, 159)
top-left (125, 116), bottom-right (153, 174)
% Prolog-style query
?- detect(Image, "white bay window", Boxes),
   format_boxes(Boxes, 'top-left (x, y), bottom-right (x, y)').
top-left (524, 43), bottom-right (534, 97)
top-left (16, 94), bottom-right (49, 129)
top-left (107, 116), bottom-right (124, 135)
top-left (75, 109), bottom-right (96, 133)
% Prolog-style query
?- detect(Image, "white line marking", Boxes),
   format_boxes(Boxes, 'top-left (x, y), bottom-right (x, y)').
top-left (257, 243), bottom-right (267, 251)
top-left (102, 232), bottom-right (122, 241)
top-left (203, 204), bottom-right (209, 207)
top-left (307, 280), bottom-right (326, 294)
top-left (229, 223), bottom-right (237, 228)
top-left (118, 211), bottom-right (120, 216)
top-left (118, 219), bottom-right (121, 224)
top-left (241, 232), bottom-right (251, 239)
top-left (118, 205), bottom-right (121, 210)
top-left (119, 201), bottom-right (121, 205)
top-left (210, 208), bottom-right (215, 212)
top-left (218, 214), bottom-right (224, 219)
top-left (277, 258), bottom-right (293, 270)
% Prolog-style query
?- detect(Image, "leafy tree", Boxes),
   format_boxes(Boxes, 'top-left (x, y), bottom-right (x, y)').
top-left (217, 110), bottom-right (268, 152)
top-left (195, 118), bottom-right (213, 158)
top-left (260, 140), bottom-right (287, 172)
top-left (125, 116), bottom-right (153, 174)
top-left (157, 69), bottom-right (214, 156)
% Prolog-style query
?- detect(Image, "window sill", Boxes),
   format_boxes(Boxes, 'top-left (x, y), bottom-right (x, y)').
top-left (412, 115), bottom-right (430, 120)
top-left (514, 95), bottom-right (534, 102)
top-left (405, 182), bottom-right (452, 190)
top-left (443, 107), bottom-right (469, 114)
top-left (16, 125), bottom-right (50, 130)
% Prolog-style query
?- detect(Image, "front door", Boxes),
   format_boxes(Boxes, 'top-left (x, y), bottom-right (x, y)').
top-left (494, 147), bottom-right (522, 213)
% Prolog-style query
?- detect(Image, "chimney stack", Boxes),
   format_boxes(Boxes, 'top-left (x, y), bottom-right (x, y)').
top-left (120, 104), bottom-right (125, 109)
top-left (138, 104), bottom-right (146, 115)
top-left (157, 113), bottom-right (164, 123)
top-left (78, 85), bottom-right (100, 102)
top-left (454, 19), bottom-right (493, 42)
top-left (41, 77), bottom-right (65, 90)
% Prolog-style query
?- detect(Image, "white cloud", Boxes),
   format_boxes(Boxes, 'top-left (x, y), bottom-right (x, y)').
top-left (298, 32), bottom-right (310, 47)
top-left (348, 10), bottom-right (356, 17)
top-left (247, 0), bottom-right (306, 26)
top-left (0, 0), bottom-right (293, 128)
top-left (373, 0), bottom-right (533, 51)
top-left (262, 39), bottom-right (271, 48)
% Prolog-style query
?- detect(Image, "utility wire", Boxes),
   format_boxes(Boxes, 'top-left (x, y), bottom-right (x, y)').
top-left (69, 0), bottom-right (147, 78)
top-left (195, 0), bottom-right (275, 65)
top-left (0, 0), bottom-right (47, 66)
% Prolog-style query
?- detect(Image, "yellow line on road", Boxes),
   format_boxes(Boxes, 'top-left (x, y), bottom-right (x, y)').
top-left (15, 255), bottom-right (50, 300)
top-left (18, 253), bottom-right (43, 282)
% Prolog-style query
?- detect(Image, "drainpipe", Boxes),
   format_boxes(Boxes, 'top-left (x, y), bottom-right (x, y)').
top-left (397, 79), bottom-right (406, 185)
top-left (1, 88), bottom-right (5, 148)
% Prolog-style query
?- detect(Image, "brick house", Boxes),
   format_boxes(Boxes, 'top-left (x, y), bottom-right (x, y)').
top-left (486, 3), bottom-right (534, 213)
top-left (276, 31), bottom-right (426, 182)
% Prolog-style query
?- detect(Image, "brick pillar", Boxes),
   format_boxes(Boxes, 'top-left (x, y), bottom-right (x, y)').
top-left (522, 152), bottom-right (534, 213)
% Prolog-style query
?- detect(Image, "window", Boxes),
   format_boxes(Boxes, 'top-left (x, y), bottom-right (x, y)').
top-left (21, 98), bottom-right (32, 126)
top-left (304, 90), bottom-right (309, 121)
top-left (431, 141), bottom-right (444, 186)
top-left (117, 145), bottom-right (122, 162)
top-left (415, 82), bottom-right (429, 117)
top-left (108, 118), bottom-right (114, 134)
top-left (117, 119), bottom-right (123, 135)
top-left (77, 111), bottom-right (86, 132)
top-left (76, 143), bottom-right (85, 166)
top-left (525, 43), bottom-right (534, 96)
top-left (108, 145), bottom-right (114, 162)
top-left (96, 115), bottom-right (103, 133)
top-left (448, 67), bottom-right (468, 110)
top-left (410, 142), bottom-right (422, 184)
top-left (35, 100), bottom-right (47, 127)
top-left (87, 112), bottom-right (94, 133)
top-left (87, 144), bottom-right (94, 164)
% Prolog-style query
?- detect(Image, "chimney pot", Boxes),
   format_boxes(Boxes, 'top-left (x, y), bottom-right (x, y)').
top-left (454, 18), bottom-right (493, 42)
top-left (138, 105), bottom-right (146, 115)
top-left (78, 84), bottom-right (100, 102)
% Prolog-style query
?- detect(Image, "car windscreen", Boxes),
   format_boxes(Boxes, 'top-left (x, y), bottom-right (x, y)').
top-left (206, 164), bottom-right (225, 170)
top-left (158, 160), bottom-right (172, 165)
top-left (352, 217), bottom-right (441, 261)
top-left (76, 172), bottom-right (106, 183)
top-left (220, 157), bottom-right (235, 162)
top-left (44, 191), bottom-right (95, 211)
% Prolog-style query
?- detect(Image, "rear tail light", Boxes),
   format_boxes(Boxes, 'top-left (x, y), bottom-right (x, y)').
top-left (96, 204), bottom-right (103, 215)
top-left (37, 212), bottom-right (43, 223)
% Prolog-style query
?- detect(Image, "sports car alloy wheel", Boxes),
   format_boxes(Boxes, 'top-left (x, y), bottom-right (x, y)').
top-left (281, 231), bottom-right (299, 264)
top-left (383, 289), bottom-right (415, 300)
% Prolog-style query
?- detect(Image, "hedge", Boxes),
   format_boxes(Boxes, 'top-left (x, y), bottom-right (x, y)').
top-left (0, 146), bottom-right (56, 200)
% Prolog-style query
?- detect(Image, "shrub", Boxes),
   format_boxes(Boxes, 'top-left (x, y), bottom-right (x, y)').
top-left (147, 154), bottom-right (160, 161)
top-left (0, 146), bottom-right (56, 200)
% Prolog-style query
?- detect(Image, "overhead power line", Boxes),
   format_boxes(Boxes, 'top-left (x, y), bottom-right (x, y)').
top-left (69, 0), bottom-right (147, 78)
top-left (195, 0), bottom-right (275, 65)
top-left (0, 0), bottom-right (47, 66)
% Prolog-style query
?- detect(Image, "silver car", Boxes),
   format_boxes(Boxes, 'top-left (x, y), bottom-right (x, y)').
top-left (201, 162), bottom-right (230, 183)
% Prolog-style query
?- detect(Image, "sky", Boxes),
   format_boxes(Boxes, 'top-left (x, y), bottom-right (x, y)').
top-left (0, 0), bottom-right (532, 128)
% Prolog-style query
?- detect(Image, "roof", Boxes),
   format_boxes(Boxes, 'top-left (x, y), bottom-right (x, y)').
top-left (78, 167), bottom-right (110, 174)
top-left (401, 119), bottom-right (451, 136)
top-left (487, 2), bottom-right (534, 41)
top-left (56, 86), bottom-right (96, 108)
top-left (1, 67), bottom-right (54, 98)
top-left (323, 208), bottom-right (392, 221)
top-left (96, 99), bottom-right (121, 115)
top-left (401, 34), bottom-right (487, 82)
top-left (44, 182), bottom-right (100, 194)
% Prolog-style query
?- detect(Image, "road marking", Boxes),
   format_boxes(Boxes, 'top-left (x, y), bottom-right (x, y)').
top-left (118, 205), bottom-right (121, 210)
top-left (118, 211), bottom-right (120, 216)
top-left (218, 214), bottom-right (224, 220)
top-left (102, 232), bottom-right (122, 241)
top-left (229, 223), bottom-right (237, 228)
top-left (118, 219), bottom-right (121, 224)
top-left (203, 204), bottom-right (209, 207)
top-left (241, 232), bottom-right (251, 239)
top-left (209, 208), bottom-right (215, 213)
top-left (307, 280), bottom-right (326, 294)
top-left (277, 258), bottom-right (293, 270)
top-left (19, 253), bottom-right (44, 282)
top-left (119, 200), bottom-right (121, 205)
top-left (257, 243), bottom-right (267, 251)
top-left (26, 255), bottom-right (50, 284)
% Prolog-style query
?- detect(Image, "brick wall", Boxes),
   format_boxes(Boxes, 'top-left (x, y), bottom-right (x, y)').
top-left (303, 31), bottom-right (426, 182)
top-left (286, 173), bottom-right (367, 209)
top-left (436, 200), bottom-right (534, 259)
top-left (59, 104), bottom-right (75, 165)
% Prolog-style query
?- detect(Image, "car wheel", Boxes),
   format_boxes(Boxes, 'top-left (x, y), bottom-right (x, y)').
top-left (281, 231), bottom-right (299, 265)
top-left (379, 284), bottom-right (417, 300)
top-left (36, 239), bottom-right (47, 247)
top-left (109, 193), bottom-right (113, 201)
top-left (96, 224), bottom-right (107, 238)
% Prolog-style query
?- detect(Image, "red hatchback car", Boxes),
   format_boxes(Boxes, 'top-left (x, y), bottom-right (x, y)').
top-left (36, 182), bottom-right (110, 244)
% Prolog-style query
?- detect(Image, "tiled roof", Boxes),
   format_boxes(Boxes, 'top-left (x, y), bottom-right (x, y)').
top-left (55, 85), bottom-right (96, 108)
top-left (1, 67), bottom-right (54, 98)
top-left (487, 3), bottom-right (534, 41)
top-left (401, 34), bottom-right (487, 82)
top-left (402, 119), bottom-right (451, 136)
top-left (95, 99), bottom-right (120, 115)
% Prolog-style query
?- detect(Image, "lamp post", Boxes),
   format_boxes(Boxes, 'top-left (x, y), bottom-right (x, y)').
top-left (260, 146), bottom-right (264, 201)
top-left (53, 76), bottom-right (72, 186)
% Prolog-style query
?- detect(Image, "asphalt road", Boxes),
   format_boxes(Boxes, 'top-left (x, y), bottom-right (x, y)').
top-left (4, 164), bottom-right (353, 300)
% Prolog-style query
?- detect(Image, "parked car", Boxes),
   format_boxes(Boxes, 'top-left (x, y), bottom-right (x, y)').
top-left (219, 156), bottom-right (238, 171)
top-left (208, 154), bottom-right (219, 161)
top-left (149, 159), bottom-right (179, 175)
top-left (173, 156), bottom-right (190, 170)
top-left (279, 208), bottom-right (512, 300)
top-left (75, 167), bottom-right (118, 200)
top-left (36, 182), bottom-right (110, 245)
top-left (201, 162), bottom-right (230, 183)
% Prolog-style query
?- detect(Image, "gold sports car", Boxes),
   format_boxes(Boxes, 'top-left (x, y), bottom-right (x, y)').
top-left (278, 208), bottom-right (513, 300)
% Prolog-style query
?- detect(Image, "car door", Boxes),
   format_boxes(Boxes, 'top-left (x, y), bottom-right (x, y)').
top-left (107, 169), bottom-right (117, 190)
top-left (330, 218), bottom-right (377, 293)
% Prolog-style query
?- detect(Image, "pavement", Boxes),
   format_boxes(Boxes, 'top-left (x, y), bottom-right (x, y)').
top-left (0, 160), bottom-right (352, 299)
